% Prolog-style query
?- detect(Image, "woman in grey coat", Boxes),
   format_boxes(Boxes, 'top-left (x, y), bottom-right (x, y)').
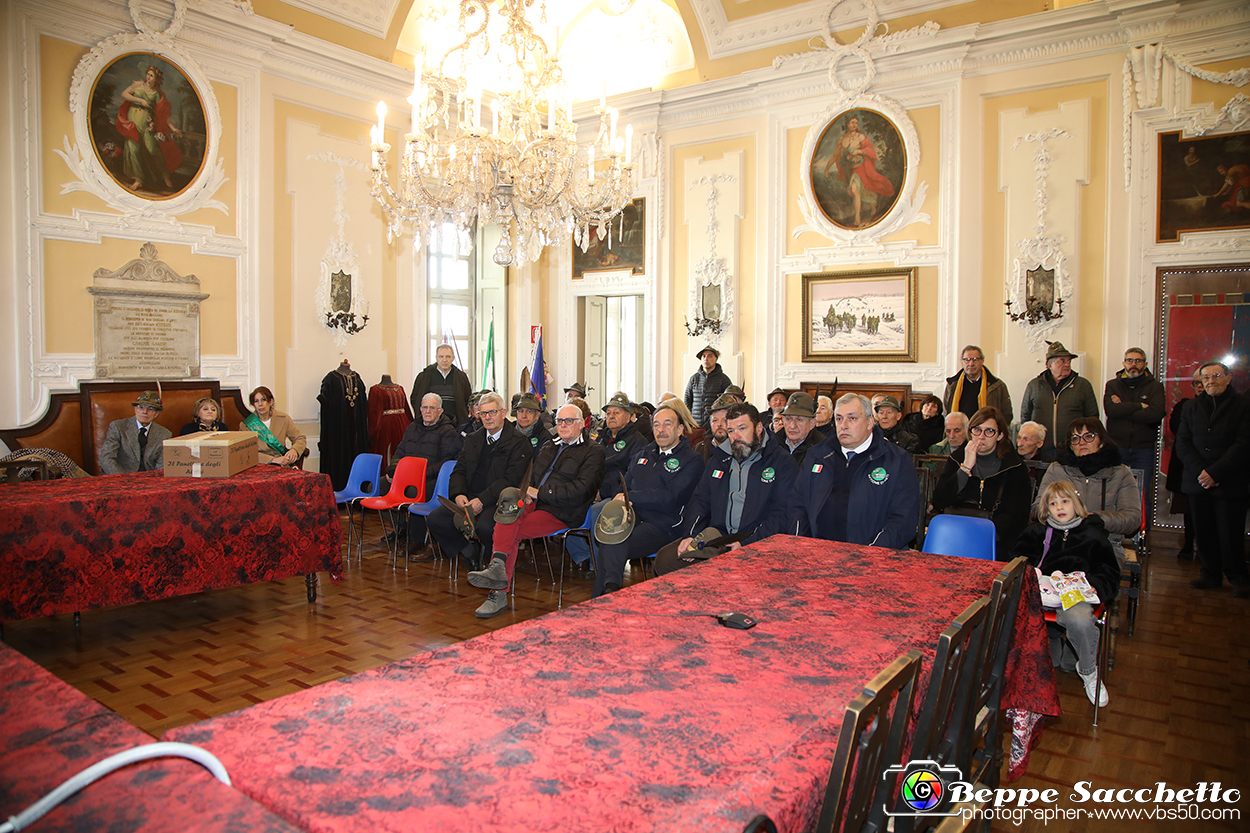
top-left (1039, 416), bottom-right (1140, 568)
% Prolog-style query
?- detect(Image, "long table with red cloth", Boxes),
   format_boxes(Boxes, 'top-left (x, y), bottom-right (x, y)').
top-left (0, 466), bottom-right (343, 622)
top-left (166, 537), bottom-right (1059, 833)
top-left (0, 640), bottom-right (302, 831)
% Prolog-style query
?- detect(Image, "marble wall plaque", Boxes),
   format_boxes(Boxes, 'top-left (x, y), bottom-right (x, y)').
top-left (88, 242), bottom-right (209, 379)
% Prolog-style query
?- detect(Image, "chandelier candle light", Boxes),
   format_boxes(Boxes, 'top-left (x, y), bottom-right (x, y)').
top-left (368, 0), bottom-right (636, 266)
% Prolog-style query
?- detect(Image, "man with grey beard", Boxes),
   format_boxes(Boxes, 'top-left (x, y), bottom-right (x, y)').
top-left (653, 403), bottom-right (798, 575)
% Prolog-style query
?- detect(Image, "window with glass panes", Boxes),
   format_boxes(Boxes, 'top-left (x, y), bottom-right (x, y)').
top-left (427, 223), bottom-right (474, 377)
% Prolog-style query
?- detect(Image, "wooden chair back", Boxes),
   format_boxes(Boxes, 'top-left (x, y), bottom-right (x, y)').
top-left (815, 650), bottom-right (923, 833)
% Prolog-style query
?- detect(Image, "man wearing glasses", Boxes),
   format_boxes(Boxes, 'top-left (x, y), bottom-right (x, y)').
top-left (1104, 348), bottom-right (1165, 475)
top-left (1174, 362), bottom-right (1250, 597)
top-left (943, 344), bottom-right (1014, 422)
top-left (468, 404), bottom-right (605, 618)
top-left (1020, 341), bottom-right (1100, 455)
top-left (426, 392), bottom-right (533, 573)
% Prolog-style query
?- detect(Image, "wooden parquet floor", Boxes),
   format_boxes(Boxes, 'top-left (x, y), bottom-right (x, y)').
top-left (3, 516), bottom-right (1248, 832)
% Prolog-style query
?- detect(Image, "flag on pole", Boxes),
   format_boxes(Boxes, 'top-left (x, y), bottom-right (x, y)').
top-left (529, 329), bottom-right (547, 408)
top-left (482, 310), bottom-right (496, 391)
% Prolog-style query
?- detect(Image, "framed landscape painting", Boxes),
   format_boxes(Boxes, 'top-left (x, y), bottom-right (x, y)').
top-left (801, 268), bottom-right (917, 362)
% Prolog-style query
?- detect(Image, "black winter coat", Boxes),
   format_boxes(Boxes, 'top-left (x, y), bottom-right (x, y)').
top-left (933, 445), bottom-right (1032, 561)
top-left (529, 436), bottom-right (606, 529)
top-left (597, 421), bottom-right (649, 500)
top-left (1010, 514), bottom-right (1120, 605)
top-left (1103, 370), bottom-right (1165, 450)
top-left (683, 364), bottom-right (732, 426)
top-left (450, 421), bottom-right (534, 509)
top-left (390, 412), bottom-right (463, 494)
top-left (1174, 388), bottom-right (1250, 496)
top-left (902, 412), bottom-right (944, 452)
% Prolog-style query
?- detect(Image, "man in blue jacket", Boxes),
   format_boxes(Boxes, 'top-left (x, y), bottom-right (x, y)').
top-left (594, 403), bottom-right (705, 595)
top-left (772, 392), bottom-right (919, 549)
top-left (654, 403), bottom-right (798, 575)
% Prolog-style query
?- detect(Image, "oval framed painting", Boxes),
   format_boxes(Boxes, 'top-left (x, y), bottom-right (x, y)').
top-left (87, 52), bottom-right (209, 200)
top-left (809, 106), bottom-right (907, 231)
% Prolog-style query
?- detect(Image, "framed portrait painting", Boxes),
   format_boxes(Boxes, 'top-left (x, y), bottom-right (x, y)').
top-left (573, 198), bottom-right (646, 278)
top-left (87, 52), bottom-right (209, 200)
top-left (801, 268), bottom-right (917, 362)
top-left (809, 107), bottom-right (906, 231)
top-left (1157, 129), bottom-right (1250, 242)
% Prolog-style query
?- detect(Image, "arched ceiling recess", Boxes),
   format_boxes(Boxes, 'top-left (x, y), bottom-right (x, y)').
top-left (394, 0), bottom-right (696, 100)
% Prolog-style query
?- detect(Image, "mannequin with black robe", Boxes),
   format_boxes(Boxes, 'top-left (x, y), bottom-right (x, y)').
top-left (318, 360), bottom-right (370, 490)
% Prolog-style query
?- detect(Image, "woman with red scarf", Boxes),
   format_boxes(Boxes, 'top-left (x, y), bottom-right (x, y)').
top-left (116, 65), bottom-right (183, 193)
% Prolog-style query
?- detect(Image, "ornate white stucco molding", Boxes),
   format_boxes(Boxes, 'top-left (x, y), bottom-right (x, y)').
top-left (58, 0), bottom-right (229, 217)
top-left (792, 0), bottom-right (932, 246)
top-left (1122, 42), bottom-right (1250, 188)
top-left (309, 151), bottom-right (368, 347)
top-left (1006, 129), bottom-right (1073, 353)
top-left (685, 173), bottom-right (735, 345)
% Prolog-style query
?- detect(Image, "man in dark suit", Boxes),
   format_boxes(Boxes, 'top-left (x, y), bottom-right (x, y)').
top-left (654, 403), bottom-right (798, 575)
top-left (425, 392), bottom-right (533, 569)
top-left (1175, 361), bottom-right (1250, 597)
top-left (467, 404), bottom-right (606, 618)
top-left (99, 390), bottom-right (172, 474)
top-left (593, 403), bottom-right (705, 595)
top-left (767, 392), bottom-right (918, 549)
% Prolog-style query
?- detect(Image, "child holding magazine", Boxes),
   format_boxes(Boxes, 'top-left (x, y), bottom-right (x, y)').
top-left (1010, 480), bottom-right (1119, 707)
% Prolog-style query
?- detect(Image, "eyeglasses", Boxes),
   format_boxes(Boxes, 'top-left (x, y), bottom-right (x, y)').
top-left (478, 408), bottom-right (502, 418)
top-left (555, 417), bottom-right (580, 426)
top-left (1191, 380), bottom-right (1204, 386)
top-left (1071, 432), bottom-right (1098, 444)
top-left (961, 356), bottom-right (983, 363)
top-left (1200, 372), bottom-right (1226, 382)
top-left (970, 426), bottom-right (998, 437)
top-left (1124, 358), bottom-right (1146, 365)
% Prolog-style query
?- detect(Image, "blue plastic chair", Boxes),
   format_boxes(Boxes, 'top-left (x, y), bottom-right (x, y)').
top-left (544, 504), bottom-right (599, 609)
top-left (333, 453), bottom-right (382, 562)
top-left (922, 515), bottom-right (997, 561)
top-left (408, 460), bottom-right (457, 574)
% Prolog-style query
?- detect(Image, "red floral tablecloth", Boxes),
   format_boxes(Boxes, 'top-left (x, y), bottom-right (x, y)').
top-left (166, 537), bottom-right (1057, 833)
top-left (0, 641), bottom-right (303, 831)
top-left (0, 466), bottom-right (343, 621)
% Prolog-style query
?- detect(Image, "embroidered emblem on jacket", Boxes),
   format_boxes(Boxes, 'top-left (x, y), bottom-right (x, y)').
top-left (614, 440), bottom-right (626, 451)
top-left (869, 466), bottom-right (889, 484)
top-left (761, 467), bottom-right (776, 482)
top-left (665, 457), bottom-right (680, 472)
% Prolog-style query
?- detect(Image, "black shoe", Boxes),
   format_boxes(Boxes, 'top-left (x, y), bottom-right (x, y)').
top-left (1233, 584), bottom-right (1250, 599)
top-left (1176, 548), bottom-right (1194, 562)
top-left (380, 531), bottom-right (399, 545)
top-left (1189, 577), bottom-right (1222, 590)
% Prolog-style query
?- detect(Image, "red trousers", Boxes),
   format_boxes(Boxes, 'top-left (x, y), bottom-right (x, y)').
top-left (491, 509), bottom-right (569, 581)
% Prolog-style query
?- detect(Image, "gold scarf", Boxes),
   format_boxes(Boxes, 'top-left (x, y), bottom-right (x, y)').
top-left (952, 372), bottom-right (988, 412)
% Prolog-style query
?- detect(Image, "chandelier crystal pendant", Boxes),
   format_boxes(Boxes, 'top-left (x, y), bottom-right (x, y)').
top-left (369, 0), bottom-right (635, 266)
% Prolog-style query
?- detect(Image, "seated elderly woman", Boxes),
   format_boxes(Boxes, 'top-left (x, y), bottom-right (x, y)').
top-left (180, 397), bottom-right (228, 435)
top-left (243, 386), bottom-right (307, 466)
top-left (902, 394), bottom-right (945, 452)
top-left (932, 405), bottom-right (1033, 560)
top-left (1039, 417), bottom-right (1140, 568)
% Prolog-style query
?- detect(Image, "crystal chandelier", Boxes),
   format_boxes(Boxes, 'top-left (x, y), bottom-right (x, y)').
top-left (369, 0), bottom-right (635, 266)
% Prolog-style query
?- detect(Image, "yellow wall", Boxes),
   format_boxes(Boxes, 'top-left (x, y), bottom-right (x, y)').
top-left (44, 238), bottom-right (237, 355)
top-left (981, 81), bottom-right (1108, 378)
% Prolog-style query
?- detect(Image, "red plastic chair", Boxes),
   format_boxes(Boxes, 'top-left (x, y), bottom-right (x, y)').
top-left (1043, 602), bottom-right (1109, 726)
top-left (360, 456), bottom-right (428, 567)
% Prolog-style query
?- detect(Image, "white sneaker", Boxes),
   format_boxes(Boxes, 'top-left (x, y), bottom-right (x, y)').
top-left (475, 590), bottom-right (508, 619)
top-left (1078, 668), bottom-right (1108, 707)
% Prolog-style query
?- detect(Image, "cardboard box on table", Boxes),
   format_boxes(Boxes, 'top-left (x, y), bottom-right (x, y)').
top-left (163, 432), bottom-right (258, 478)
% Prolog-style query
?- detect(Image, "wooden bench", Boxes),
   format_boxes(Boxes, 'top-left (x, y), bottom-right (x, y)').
top-left (0, 381), bottom-right (250, 476)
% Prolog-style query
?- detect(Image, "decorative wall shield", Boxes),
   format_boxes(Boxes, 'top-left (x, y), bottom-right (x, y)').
top-left (58, 0), bottom-right (227, 216)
